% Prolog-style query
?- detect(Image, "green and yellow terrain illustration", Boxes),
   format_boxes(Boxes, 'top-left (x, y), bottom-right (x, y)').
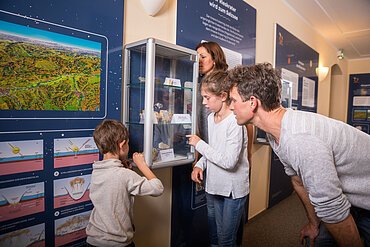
top-left (0, 33), bottom-right (101, 111)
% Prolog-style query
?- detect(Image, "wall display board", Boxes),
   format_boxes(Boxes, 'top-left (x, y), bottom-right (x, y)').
top-left (0, 1), bottom-right (123, 246)
top-left (177, 0), bottom-right (256, 65)
top-left (268, 24), bottom-right (319, 208)
top-left (174, 1), bottom-right (256, 246)
top-left (347, 73), bottom-right (370, 134)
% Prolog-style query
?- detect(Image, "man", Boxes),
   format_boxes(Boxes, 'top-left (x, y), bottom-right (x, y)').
top-left (226, 62), bottom-right (370, 247)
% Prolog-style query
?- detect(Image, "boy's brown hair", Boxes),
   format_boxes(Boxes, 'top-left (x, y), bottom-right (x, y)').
top-left (93, 119), bottom-right (129, 155)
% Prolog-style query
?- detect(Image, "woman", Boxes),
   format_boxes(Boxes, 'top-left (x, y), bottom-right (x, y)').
top-left (196, 41), bottom-right (228, 76)
top-left (195, 41), bottom-right (228, 143)
top-left (195, 41), bottom-right (253, 163)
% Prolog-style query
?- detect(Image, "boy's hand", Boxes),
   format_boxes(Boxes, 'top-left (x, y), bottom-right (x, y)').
top-left (186, 134), bottom-right (201, 147)
top-left (132, 152), bottom-right (157, 180)
top-left (133, 152), bottom-right (146, 167)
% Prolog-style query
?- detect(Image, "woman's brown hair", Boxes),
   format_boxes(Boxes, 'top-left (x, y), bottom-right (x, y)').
top-left (196, 41), bottom-right (228, 72)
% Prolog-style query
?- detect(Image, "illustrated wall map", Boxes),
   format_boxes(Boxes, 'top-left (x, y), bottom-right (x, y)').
top-left (0, 19), bottom-right (101, 112)
top-left (54, 210), bottom-right (91, 247)
top-left (347, 73), bottom-right (370, 134)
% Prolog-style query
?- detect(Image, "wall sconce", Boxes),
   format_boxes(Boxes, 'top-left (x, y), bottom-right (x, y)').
top-left (316, 66), bottom-right (329, 81)
top-left (140, 0), bottom-right (166, 16)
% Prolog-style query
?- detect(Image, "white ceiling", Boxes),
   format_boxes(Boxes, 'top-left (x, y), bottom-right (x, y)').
top-left (283, 0), bottom-right (370, 60)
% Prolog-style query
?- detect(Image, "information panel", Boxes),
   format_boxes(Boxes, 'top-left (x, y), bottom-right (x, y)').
top-left (347, 73), bottom-right (370, 134)
top-left (0, 1), bottom-right (123, 246)
top-left (177, 0), bottom-right (256, 65)
top-left (174, 1), bottom-right (256, 246)
top-left (269, 24), bottom-right (319, 208)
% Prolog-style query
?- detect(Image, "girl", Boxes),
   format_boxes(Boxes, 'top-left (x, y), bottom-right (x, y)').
top-left (187, 70), bottom-right (250, 247)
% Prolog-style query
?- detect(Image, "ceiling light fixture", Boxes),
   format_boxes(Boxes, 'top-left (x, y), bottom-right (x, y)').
top-left (337, 49), bottom-right (344, 60)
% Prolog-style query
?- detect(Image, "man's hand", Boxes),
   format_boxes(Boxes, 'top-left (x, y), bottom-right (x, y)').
top-left (191, 167), bottom-right (203, 184)
top-left (300, 222), bottom-right (319, 247)
top-left (291, 176), bottom-right (321, 246)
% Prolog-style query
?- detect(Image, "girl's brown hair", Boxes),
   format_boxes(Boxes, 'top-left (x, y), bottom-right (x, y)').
top-left (201, 70), bottom-right (231, 105)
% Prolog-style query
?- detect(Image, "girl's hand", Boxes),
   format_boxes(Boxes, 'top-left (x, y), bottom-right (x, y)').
top-left (186, 134), bottom-right (201, 147)
top-left (191, 167), bottom-right (203, 184)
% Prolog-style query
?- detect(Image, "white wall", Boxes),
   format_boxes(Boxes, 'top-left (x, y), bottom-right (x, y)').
top-left (348, 58), bottom-right (370, 74)
top-left (124, 0), bottom-right (176, 44)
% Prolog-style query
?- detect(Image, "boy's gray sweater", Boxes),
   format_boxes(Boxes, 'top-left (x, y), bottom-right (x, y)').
top-left (86, 159), bottom-right (163, 246)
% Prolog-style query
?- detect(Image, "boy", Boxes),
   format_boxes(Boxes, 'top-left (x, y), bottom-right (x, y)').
top-left (86, 119), bottom-right (164, 247)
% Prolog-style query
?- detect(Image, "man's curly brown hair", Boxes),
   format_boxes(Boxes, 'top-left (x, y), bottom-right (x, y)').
top-left (225, 63), bottom-right (282, 111)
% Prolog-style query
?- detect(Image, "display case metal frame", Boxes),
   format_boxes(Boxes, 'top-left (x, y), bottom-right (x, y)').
top-left (123, 38), bottom-right (199, 168)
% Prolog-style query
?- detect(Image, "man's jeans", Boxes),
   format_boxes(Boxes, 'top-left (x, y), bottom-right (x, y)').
top-left (305, 206), bottom-right (370, 247)
top-left (206, 193), bottom-right (247, 247)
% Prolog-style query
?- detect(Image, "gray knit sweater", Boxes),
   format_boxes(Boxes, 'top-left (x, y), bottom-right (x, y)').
top-left (86, 159), bottom-right (164, 246)
top-left (268, 109), bottom-right (370, 223)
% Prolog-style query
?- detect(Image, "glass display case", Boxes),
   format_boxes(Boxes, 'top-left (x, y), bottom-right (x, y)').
top-left (123, 38), bottom-right (199, 168)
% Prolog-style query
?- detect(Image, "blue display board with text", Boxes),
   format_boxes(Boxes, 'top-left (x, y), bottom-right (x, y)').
top-left (0, 1), bottom-right (123, 246)
top-left (269, 24), bottom-right (319, 208)
top-left (174, 0), bottom-right (256, 246)
top-left (347, 73), bottom-right (370, 135)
